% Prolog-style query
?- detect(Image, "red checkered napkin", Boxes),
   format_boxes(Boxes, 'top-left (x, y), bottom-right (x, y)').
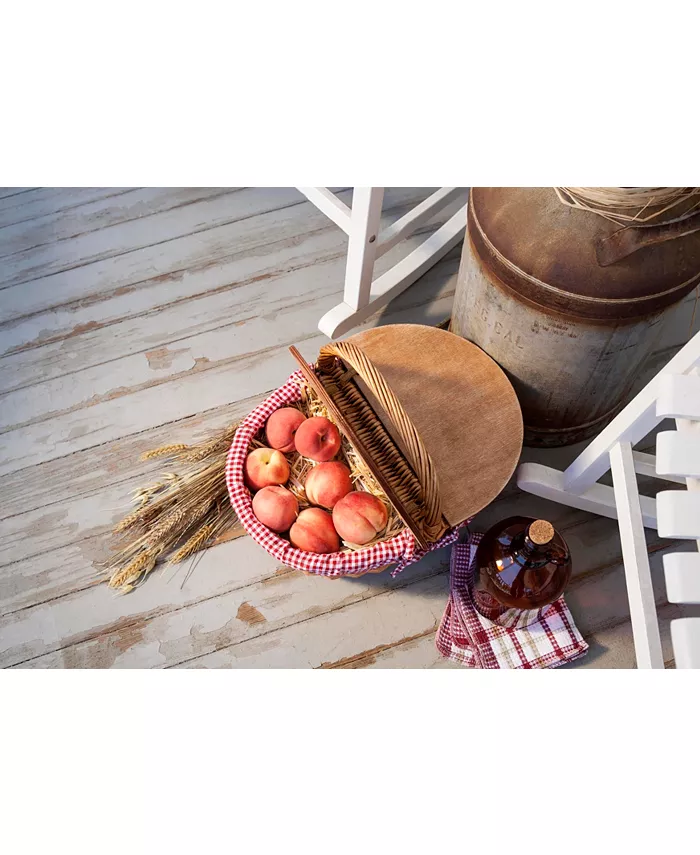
top-left (436, 536), bottom-right (588, 669)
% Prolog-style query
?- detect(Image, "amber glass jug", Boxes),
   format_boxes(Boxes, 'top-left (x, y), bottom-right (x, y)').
top-left (474, 516), bottom-right (572, 614)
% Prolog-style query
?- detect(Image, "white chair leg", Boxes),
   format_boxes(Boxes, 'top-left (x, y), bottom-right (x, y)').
top-left (609, 441), bottom-right (665, 669)
top-left (342, 187), bottom-right (384, 312)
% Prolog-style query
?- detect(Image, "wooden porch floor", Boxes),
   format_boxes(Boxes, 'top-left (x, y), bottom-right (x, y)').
top-left (0, 186), bottom-right (697, 668)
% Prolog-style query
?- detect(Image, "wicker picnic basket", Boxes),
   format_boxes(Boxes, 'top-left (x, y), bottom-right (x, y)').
top-left (226, 323), bottom-right (524, 578)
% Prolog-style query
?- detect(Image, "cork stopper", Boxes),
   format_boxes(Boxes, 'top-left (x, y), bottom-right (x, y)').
top-left (528, 519), bottom-right (554, 545)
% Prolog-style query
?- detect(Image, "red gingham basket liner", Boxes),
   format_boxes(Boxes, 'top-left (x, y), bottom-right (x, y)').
top-left (226, 370), bottom-right (461, 578)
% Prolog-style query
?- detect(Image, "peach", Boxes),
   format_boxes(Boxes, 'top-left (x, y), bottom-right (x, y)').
top-left (294, 416), bottom-right (342, 462)
top-left (265, 407), bottom-right (307, 453)
top-left (305, 461), bottom-right (353, 509)
top-left (252, 486), bottom-right (299, 532)
top-left (332, 492), bottom-right (388, 545)
top-left (289, 507), bottom-right (340, 554)
top-left (244, 447), bottom-right (290, 491)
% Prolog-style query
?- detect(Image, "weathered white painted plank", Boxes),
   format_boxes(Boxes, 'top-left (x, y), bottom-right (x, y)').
top-left (2, 188), bottom-right (329, 288)
top-left (0, 401), bottom-right (266, 616)
top-left (182, 534), bottom-right (684, 670)
top-left (0, 188), bottom-right (35, 200)
top-left (1, 472), bottom-right (177, 568)
top-left (2, 465), bottom-right (678, 669)
top-left (0, 253), bottom-right (458, 518)
top-left (178, 573), bottom-right (450, 668)
top-left (0, 245), bottom-right (458, 430)
top-left (0, 187), bottom-right (307, 290)
top-left (0, 236), bottom-right (361, 392)
top-left (0, 477), bottom-right (651, 666)
top-left (0, 417), bottom-right (669, 622)
top-left (0, 188), bottom-right (137, 228)
top-left (0, 270), bottom-right (456, 476)
top-left (0, 440), bottom-right (578, 617)
top-left (0, 187), bottom-right (241, 258)
top-left (0, 472), bottom-right (588, 658)
top-left (0, 394), bottom-right (264, 521)
top-left (0, 206), bottom-right (352, 358)
top-left (5, 539), bottom-right (451, 669)
top-left (0, 187), bottom-right (427, 323)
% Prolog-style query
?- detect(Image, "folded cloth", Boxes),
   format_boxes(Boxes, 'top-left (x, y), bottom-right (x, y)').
top-left (436, 536), bottom-right (588, 669)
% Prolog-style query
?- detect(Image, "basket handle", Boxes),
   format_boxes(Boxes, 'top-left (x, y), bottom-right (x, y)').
top-left (319, 340), bottom-right (445, 539)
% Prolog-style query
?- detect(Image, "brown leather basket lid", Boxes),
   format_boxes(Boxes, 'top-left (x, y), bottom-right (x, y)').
top-left (344, 324), bottom-right (523, 526)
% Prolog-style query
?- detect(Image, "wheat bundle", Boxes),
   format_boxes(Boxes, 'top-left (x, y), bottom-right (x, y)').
top-left (107, 381), bottom-right (404, 593)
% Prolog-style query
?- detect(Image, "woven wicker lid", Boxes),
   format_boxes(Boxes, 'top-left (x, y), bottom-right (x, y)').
top-left (342, 324), bottom-right (523, 527)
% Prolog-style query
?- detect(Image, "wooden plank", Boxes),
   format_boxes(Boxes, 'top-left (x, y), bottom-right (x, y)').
top-left (5, 537), bottom-right (450, 669)
top-left (0, 253), bottom-right (458, 520)
top-left (0, 187), bottom-right (311, 291)
top-left (3, 468), bottom-right (681, 669)
top-left (0, 257), bottom-right (343, 429)
top-left (0, 221), bottom-right (458, 403)
top-left (0, 187), bottom-right (241, 258)
top-left (0, 188), bottom-right (35, 200)
top-left (296, 188), bottom-right (352, 233)
top-left (0, 186), bottom-right (425, 334)
top-left (178, 573), bottom-right (450, 668)
top-left (376, 187), bottom-right (462, 257)
top-left (0, 394), bottom-right (264, 521)
top-left (0, 258), bottom-right (458, 476)
top-left (176, 527), bottom-right (687, 669)
top-left (0, 193), bottom-right (441, 369)
top-left (0, 188), bottom-right (137, 228)
top-left (0, 473), bottom-right (657, 666)
top-left (656, 373), bottom-right (700, 420)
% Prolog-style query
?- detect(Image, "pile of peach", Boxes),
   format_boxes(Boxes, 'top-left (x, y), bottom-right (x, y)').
top-left (244, 407), bottom-right (388, 553)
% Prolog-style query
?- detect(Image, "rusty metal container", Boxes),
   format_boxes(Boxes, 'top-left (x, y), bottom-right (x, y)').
top-left (451, 188), bottom-right (700, 446)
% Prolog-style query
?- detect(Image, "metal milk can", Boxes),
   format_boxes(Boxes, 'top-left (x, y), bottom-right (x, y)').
top-left (451, 188), bottom-right (700, 446)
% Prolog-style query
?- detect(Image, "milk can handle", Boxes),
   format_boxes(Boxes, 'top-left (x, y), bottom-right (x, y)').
top-left (595, 210), bottom-right (700, 267)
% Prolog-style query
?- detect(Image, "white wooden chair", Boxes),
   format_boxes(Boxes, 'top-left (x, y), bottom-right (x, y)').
top-left (517, 330), bottom-right (700, 669)
top-left (297, 188), bottom-right (467, 338)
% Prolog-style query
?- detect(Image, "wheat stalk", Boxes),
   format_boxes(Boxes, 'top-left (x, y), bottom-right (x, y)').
top-left (169, 524), bottom-right (214, 565)
top-left (108, 549), bottom-right (160, 591)
top-left (141, 443), bottom-right (190, 460)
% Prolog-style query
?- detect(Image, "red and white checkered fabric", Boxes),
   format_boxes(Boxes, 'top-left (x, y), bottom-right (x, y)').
top-left (436, 537), bottom-right (588, 668)
top-left (226, 370), bottom-right (461, 578)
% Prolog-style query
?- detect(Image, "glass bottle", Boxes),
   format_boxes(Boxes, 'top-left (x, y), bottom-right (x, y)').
top-left (473, 516), bottom-right (572, 618)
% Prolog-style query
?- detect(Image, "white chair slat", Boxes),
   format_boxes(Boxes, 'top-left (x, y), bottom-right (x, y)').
top-left (656, 374), bottom-right (700, 420)
top-left (657, 491), bottom-right (700, 539)
top-left (663, 552), bottom-right (700, 603)
top-left (656, 431), bottom-right (700, 478)
top-left (670, 618), bottom-right (700, 669)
